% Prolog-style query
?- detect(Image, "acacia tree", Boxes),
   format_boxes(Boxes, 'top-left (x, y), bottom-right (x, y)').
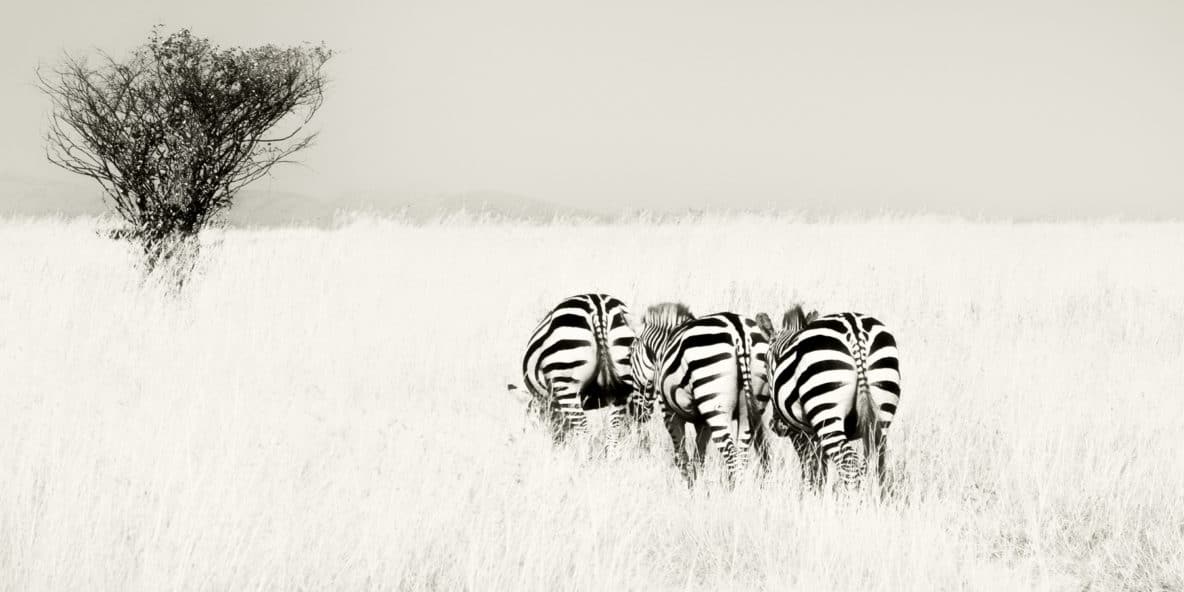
top-left (40, 28), bottom-right (331, 275)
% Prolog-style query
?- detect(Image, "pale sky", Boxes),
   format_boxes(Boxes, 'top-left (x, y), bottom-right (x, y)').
top-left (2, 0), bottom-right (1183, 217)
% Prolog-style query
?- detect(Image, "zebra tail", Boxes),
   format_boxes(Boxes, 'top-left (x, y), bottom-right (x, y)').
top-left (591, 307), bottom-right (625, 398)
top-left (736, 322), bottom-right (755, 464)
top-left (854, 334), bottom-right (882, 479)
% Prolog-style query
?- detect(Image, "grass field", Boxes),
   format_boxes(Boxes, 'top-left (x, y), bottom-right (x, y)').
top-left (1, 214), bottom-right (1182, 591)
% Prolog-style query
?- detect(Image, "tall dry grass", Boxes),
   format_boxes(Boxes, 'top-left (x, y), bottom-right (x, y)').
top-left (0, 214), bottom-right (1182, 591)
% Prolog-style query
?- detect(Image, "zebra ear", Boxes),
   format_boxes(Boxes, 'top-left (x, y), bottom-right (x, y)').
top-left (805, 309), bottom-right (820, 323)
top-left (754, 312), bottom-right (774, 337)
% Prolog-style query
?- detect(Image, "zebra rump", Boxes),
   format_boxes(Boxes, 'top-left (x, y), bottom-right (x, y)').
top-left (766, 306), bottom-right (900, 487)
top-left (653, 312), bottom-right (771, 484)
top-left (519, 294), bottom-right (638, 440)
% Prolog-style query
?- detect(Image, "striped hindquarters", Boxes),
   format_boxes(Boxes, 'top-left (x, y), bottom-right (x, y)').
top-left (655, 313), bottom-right (770, 481)
top-left (768, 312), bottom-right (901, 470)
top-left (521, 294), bottom-right (636, 432)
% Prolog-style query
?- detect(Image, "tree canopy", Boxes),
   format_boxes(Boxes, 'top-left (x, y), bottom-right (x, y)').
top-left (40, 28), bottom-right (331, 271)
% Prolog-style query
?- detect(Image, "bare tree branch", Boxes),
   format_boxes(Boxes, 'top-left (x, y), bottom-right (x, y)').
top-left (39, 27), bottom-right (331, 276)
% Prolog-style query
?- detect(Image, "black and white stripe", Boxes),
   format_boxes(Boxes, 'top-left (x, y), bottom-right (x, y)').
top-left (652, 312), bottom-right (771, 484)
top-left (629, 302), bottom-right (695, 422)
top-left (762, 307), bottom-right (901, 489)
top-left (520, 294), bottom-right (637, 443)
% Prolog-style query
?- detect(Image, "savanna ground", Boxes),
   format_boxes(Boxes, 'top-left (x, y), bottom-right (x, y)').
top-left (0, 214), bottom-right (1182, 591)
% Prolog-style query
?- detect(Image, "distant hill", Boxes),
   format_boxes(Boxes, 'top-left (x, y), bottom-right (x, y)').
top-left (0, 175), bottom-right (107, 218)
top-left (229, 189), bottom-right (608, 226)
top-left (0, 175), bottom-right (606, 226)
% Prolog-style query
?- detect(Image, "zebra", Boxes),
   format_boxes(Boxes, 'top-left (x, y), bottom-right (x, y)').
top-left (651, 311), bottom-right (772, 485)
top-left (759, 305), bottom-right (901, 490)
top-left (516, 293), bottom-right (639, 444)
top-left (628, 302), bottom-right (696, 423)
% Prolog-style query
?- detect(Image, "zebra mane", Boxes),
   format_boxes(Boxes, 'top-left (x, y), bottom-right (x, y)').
top-left (644, 302), bottom-right (694, 329)
top-left (780, 304), bottom-right (819, 337)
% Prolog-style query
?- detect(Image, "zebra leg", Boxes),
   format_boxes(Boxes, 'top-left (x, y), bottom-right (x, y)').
top-left (819, 429), bottom-right (865, 492)
top-left (716, 433), bottom-right (740, 487)
top-left (700, 414), bottom-right (741, 486)
top-left (605, 406), bottom-right (628, 453)
top-left (664, 409), bottom-right (694, 486)
top-left (551, 383), bottom-right (588, 443)
top-left (750, 422), bottom-right (772, 475)
top-left (738, 413), bottom-right (762, 480)
top-left (877, 439), bottom-right (887, 479)
top-left (873, 429), bottom-right (892, 498)
top-left (818, 414), bottom-right (871, 490)
top-left (789, 430), bottom-right (825, 491)
top-left (693, 422), bottom-right (712, 474)
top-left (834, 444), bottom-right (865, 491)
